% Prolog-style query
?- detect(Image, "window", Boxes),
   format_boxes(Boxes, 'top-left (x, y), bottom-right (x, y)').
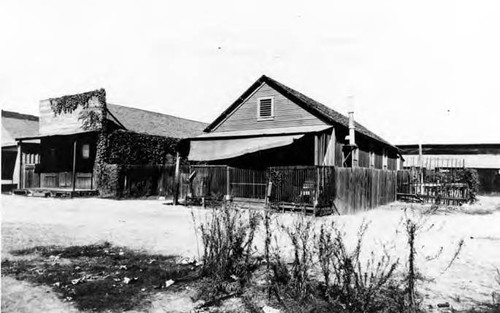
top-left (369, 151), bottom-right (375, 168)
top-left (82, 144), bottom-right (90, 159)
top-left (258, 97), bottom-right (274, 119)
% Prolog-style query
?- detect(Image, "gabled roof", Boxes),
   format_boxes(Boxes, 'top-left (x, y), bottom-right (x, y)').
top-left (106, 104), bottom-right (207, 139)
top-left (205, 75), bottom-right (397, 150)
top-left (1, 110), bottom-right (39, 147)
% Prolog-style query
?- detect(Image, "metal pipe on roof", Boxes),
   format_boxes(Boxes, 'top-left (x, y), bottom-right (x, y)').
top-left (348, 95), bottom-right (356, 147)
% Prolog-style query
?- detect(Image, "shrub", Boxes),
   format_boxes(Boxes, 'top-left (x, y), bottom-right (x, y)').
top-left (461, 168), bottom-right (480, 203)
top-left (198, 204), bottom-right (261, 290)
top-left (316, 221), bottom-right (405, 313)
top-left (274, 215), bottom-right (315, 300)
top-left (264, 218), bottom-right (410, 313)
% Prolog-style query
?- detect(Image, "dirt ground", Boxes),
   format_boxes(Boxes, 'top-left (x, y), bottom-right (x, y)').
top-left (1, 195), bottom-right (500, 312)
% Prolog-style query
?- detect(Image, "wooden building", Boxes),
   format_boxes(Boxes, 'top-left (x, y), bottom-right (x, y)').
top-left (16, 90), bottom-right (206, 193)
top-left (1, 110), bottom-right (40, 191)
top-left (398, 143), bottom-right (500, 195)
top-left (185, 75), bottom-right (402, 169)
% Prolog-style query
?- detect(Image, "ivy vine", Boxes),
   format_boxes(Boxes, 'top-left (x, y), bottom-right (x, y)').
top-left (49, 89), bottom-right (106, 131)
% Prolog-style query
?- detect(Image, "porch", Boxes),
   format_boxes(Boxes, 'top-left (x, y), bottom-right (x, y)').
top-left (16, 132), bottom-right (98, 191)
top-left (13, 187), bottom-right (99, 198)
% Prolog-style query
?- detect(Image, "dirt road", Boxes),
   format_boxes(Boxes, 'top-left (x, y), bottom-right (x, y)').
top-left (2, 195), bottom-right (500, 312)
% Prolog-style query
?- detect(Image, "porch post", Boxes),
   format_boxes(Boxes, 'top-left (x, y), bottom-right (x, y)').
top-left (314, 134), bottom-right (319, 165)
top-left (72, 139), bottom-right (77, 191)
top-left (18, 140), bottom-right (23, 189)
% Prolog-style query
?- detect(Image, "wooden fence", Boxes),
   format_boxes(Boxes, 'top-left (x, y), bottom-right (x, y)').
top-left (229, 167), bottom-right (267, 199)
top-left (333, 167), bottom-right (397, 214)
top-left (187, 166), bottom-right (267, 200)
top-left (268, 166), bottom-right (319, 206)
top-left (268, 166), bottom-right (396, 214)
top-left (396, 168), bottom-right (471, 205)
top-left (188, 165), bottom-right (227, 199)
top-left (119, 164), bottom-right (177, 198)
top-left (91, 164), bottom-right (400, 213)
top-left (184, 165), bottom-right (398, 214)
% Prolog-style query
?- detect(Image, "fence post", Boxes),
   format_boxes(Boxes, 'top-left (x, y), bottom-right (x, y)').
top-left (173, 153), bottom-right (181, 205)
top-left (265, 181), bottom-right (273, 208)
top-left (225, 166), bottom-right (231, 202)
top-left (314, 166), bottom-right (320, 215)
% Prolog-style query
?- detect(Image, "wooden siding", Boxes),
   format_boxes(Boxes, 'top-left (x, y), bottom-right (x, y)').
top-left (358, 150), bottom-right (370, 168)
top-left (387, 157), bottom-right (397, 170)
top-left (39, 97), bottom-right (103, 136)
top-left (335, 142), bottom-right (344, 167)
top-left (375, 153), bottom-right (383, 169)
top-left (213, 83), bottom-right (328, 132)
top-left (40, 172), bottom-right (93, 189)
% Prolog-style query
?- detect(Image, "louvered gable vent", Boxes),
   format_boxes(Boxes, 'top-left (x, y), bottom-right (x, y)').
top-left (258, 98), bottom-right (273, 118)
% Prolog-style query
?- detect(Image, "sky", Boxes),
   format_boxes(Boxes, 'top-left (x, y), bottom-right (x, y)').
top-left (1, 0), bottom-right (499, 145)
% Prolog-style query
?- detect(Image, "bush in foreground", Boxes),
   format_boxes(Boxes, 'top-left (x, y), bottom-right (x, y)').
top-left (196, 204), bottom-right (262, 299)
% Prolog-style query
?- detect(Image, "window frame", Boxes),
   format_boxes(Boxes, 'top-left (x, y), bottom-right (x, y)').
top-left (81, 143), bottom-right (90, 159)
top-left (257, 97), bottom-right (274, 121)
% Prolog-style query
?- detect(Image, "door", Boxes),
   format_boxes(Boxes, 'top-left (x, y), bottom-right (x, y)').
top-left (23, 164), bottom-right (40, 188)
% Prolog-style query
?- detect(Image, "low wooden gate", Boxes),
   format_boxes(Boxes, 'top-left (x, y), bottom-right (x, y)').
top-left (229, 167), bottom-right (267, 199)
top-left (23, 164), bottom-right (40, 188)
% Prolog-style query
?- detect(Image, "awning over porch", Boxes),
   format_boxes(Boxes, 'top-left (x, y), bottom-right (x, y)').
top-left (188, 134), bottom-right (305, 161)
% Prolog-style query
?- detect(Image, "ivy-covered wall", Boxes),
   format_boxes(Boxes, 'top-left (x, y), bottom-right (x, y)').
top-left (104, 130), bottom-right (178, 165)
top-left (95, 163), bottom-right (122, 198)
top-left (94, 129), bottom-right (179, 198)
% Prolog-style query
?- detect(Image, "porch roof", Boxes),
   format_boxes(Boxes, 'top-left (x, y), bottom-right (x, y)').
top-left (16, 130), bottom-right (96, 141)
top-left (192, 125), bottom-right (332, 140)
top-left (188, 134), bottom-right (305, 161)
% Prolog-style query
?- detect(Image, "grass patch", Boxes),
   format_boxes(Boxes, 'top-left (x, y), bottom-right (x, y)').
top-left (2, 242), bottom-right (199, 312)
